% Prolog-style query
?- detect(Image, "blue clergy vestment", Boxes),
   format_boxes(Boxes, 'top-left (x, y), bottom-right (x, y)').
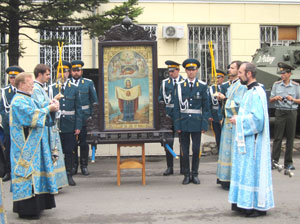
top-left (229, 85), bottom-right (274, 211)
top-left (10, 93), bottom-right (58, 201)
top-left (32, 82), bottom-right (68, 189)
top-left (217, 79), bottom-right (247, 183)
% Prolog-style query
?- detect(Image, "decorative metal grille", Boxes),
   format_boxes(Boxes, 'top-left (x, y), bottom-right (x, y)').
top-left (0, 33), bottom-right (6, 88)
top-left (188, 25), bottom-right (230, 83)
top-left (39, 26), bottom-right (82, 74)
top-left (260, 26), bottom-right (278, 47)
top-left (260, 25), bottom-right (297, 46)
top-left (140, 25), bottom-right (157, 40)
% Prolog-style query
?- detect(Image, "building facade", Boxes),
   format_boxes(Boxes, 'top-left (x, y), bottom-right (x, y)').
top-left (1, 0), bottom-right (300, 86)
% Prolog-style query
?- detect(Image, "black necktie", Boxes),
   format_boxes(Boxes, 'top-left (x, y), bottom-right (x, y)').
top-left (190, 82), bottom-right (193, 91)
top-left (61, 84), bottom-right (65, 93)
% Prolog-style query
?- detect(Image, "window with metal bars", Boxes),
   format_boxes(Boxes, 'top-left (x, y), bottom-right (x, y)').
top-left (188, 25), bottom-right (230, 83)
top-left (39, 26), bottom-right (82, 75)
top-left (260, 25), bottom-right (299, 47)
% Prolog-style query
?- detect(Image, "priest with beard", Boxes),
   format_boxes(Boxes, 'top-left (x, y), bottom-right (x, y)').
top-left (229, 62), bottom-right (274, 217)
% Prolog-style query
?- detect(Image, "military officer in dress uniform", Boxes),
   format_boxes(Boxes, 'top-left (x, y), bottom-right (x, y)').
top-left (221, 65), bottom-right (231, 95)
top-left (70, 60), bottom-right (98, 176)
top-left (51, 60), bottom-right (82, 186)
top-left (270, 62), bottom-right (300, 171)
top-left (0, 66), bottom-right (24, 182)
top-left (158, 60), bottom-right (185, 176)
top-left (174, 59), bottom-right (209, 185)
top-left (208, 69), bottom-right (226, 152)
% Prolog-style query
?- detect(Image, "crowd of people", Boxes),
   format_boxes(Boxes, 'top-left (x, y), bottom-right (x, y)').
top-left (159, 59), bottom-right (299, 217)
top-left (0, 57), bottom-right (299, 220)
top-left (0, 60), bottom-right (98, 220)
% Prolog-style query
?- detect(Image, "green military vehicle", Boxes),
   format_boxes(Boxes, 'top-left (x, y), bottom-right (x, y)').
top-left (252, 43), bottom-right (300, 132)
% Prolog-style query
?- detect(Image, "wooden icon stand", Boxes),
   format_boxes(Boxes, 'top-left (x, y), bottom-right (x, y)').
top-left (117, 143), bottom-right (146, 186)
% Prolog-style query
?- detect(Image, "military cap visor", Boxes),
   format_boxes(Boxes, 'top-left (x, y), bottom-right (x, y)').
top-left (277, 62), bottom-right (294, 74)
top-left (215, 69), bottom-right (226, 78)
top-left (165, 60), bottom-right (180, 71)
top-left (182, 59), bottom-right (200, 70)
top-left (6, 66), bottom-right (24, 76)
top-left (53, 61), bottom-right (71, 70)
top-left (71, 60), bottom-right (84, 69)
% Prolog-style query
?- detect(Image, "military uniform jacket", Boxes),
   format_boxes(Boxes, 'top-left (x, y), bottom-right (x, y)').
top-left (72, 77), bottom-right (98, 125)
top-left (51, 80), bottom-right (82, 133)
top-left (270, 79), bottom-right (300, 110)
top-left (208, 85), bottom-right (223, 122)
top-left (158, 75), bottom-right (184, 119)
top-left (174, 78), bottom-right (209, 132)
top-left (0, 85), bottom-right (16, 135)
top-left (221, 81), bottom-right (230, 95)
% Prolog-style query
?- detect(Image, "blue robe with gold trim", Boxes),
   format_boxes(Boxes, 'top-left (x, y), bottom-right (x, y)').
top-left (32, 83), bottom-right (68, 189)
top-left (217, 80), bottom-right (247, 183)
top-left (10, 93), bottom-right (58, 201)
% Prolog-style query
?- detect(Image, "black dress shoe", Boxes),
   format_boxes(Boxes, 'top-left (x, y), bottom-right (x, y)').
top-left (2, 173), bottom-right (11, 182)
top-left (221, 182), bottom-right (230, 191)
top-left (191, 176), bottom-right (200, 184)
top-left (245, 210), bottom-right (266, 217)
top-left (163, 167), bottom-right (174, 176)
top-left (182, 176), bottom-right (190, 185)
top-left (81, 167), bottom-right (90, 176)
top-left (72, 167), bottom-right (78, 175)
top-left (67, 175), bottom-right (76, 186)
top-left (285, 164), bottom-right (295, 170)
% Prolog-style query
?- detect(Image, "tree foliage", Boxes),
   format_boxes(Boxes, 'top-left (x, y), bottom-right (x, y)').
top-left (0, 0), bottom-right (143, 65)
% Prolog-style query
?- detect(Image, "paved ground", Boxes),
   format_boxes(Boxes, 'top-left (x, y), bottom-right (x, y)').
top-left (2, 150), bottom-right (300, 224)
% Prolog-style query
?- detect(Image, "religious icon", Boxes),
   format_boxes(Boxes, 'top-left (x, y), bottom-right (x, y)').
top-left (102, 45), bottom-right (154, 130)
top-left (115, 78), bottom-right (141, 122)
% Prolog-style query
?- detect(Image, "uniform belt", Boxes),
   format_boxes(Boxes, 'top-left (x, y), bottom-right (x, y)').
top-left (166, 104), bottom-right (174, 108)
top-left (180, 109), bottom-right (202, 114)
top-left (61, 110), bottom-right (75, 115)
top-left (82, 105), bottom-right (90, 110)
